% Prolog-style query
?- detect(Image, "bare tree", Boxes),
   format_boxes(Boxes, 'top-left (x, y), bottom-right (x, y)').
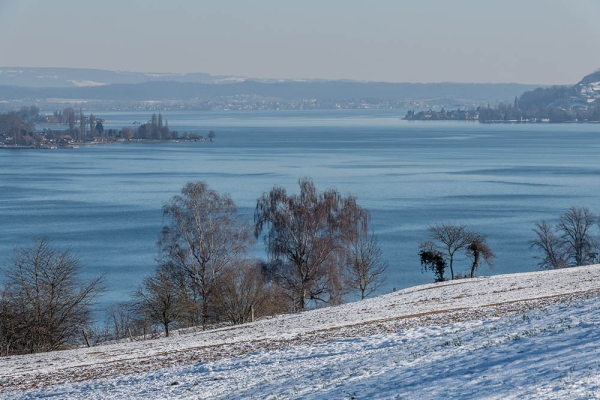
top-left (419, 240), bottom-right (447, 282)
top-left (557, 206), bottom-right (597, 266)
top-left (465, 233), bottom-right (495, 278)
top-left (0, 287), bottom-right (18, 356)
top-left (426, 223), bottom-right (473, 279)
top-left (213, 260), bottom-right (275, 325)
top-left (134, 263), bottom-right (189, 337)
top-left (345, 231), bottom-right (388, 299)
top-left (530, 220), bottom-right (569, 269)
top-left (254, 177), bottom-right (369, 311)
top-left (159, 181), bottom-right (254, 328)
top-left (106, 303), bottom-right (137, 341)
top-left (0, 238), bottom-right (104, 355)
top-left (530, 207), bottom-right (598, 269)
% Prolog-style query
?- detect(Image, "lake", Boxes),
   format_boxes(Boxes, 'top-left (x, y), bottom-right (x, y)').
top-left (1, 110), bottom-right (599, 312)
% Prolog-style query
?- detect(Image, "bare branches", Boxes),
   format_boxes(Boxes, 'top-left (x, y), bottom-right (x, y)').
top-left (530, 207), bottom-right (598, 269)
top-left (345, 231), bottom-right (388, 299)
top-left (558, 206), bottom-right (597, 266)
top-left (426, 223), bottom-right (474, 280)
top-left (134, 263), bottom-right (189, 337)
top-left (254, 177), bottom-right (370, 310)
top-left (420, 225), bottom-right (495, 281)
top-left (465, 233), bottom-right (495, 278)
top-left (159, 181), bottom-right (254, 327)
top-left (0, 238), bottom-right (104, 355)
top-left (530, 220), bottom-right (569, 270)
top-left (213, 260), bottom-right (281, 325)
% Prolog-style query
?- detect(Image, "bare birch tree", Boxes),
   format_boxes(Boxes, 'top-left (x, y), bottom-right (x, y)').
top-left (159, 181), bottom-right (254, 328)
top-left (254, 177), bottom-right (369, 310)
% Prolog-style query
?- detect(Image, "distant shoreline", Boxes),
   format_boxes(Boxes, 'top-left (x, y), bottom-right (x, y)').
top-left (0, 139), bottom-right (212, 150)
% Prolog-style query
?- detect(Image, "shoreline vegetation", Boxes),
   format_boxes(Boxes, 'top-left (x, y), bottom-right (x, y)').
top-left (0, 106), bottom-right (215, 150)
top-left (404, 107), bottom-right (600, 123)
top-left (405, 69), bottom-right (600, 123)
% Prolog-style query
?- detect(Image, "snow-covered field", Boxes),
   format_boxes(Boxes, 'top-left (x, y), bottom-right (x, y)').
top-left (3, 265), bottom-right (600, 399)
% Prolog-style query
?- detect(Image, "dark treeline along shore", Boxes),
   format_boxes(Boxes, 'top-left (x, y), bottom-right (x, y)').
top-left (1, 171), bottom-right (597, 357)
top-left (0, 107), bottom-right (215, 149)
top-left (405, 69), bottom-right (600, 123)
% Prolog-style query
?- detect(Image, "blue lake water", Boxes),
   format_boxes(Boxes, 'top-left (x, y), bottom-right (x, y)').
top-left (1, 110), bottom-right (600, 312)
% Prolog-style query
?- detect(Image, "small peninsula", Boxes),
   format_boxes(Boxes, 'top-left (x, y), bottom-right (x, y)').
top-left (0, 108), bottom-right (215, 149)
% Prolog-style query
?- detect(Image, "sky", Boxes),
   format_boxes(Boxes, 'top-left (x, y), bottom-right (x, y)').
top-left (0, 0), bottom-right (599, 84)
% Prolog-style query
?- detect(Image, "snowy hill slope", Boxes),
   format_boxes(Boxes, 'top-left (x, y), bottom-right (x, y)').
top-left (3, 265), bottom-right (600, 399)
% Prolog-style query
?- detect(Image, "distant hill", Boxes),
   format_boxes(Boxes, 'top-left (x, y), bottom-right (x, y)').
top-left (0, 74), bottom-right (541, 110)
top-left (0, 67), bottom-right (236, 87)
top-left (519, 69), bottom-right (600, 111)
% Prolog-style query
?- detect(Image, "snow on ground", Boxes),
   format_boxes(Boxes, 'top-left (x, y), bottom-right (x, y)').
top-left (3, 265), bottom-right (600, 399)
top-left (12, 297), bottom-right (600, 399)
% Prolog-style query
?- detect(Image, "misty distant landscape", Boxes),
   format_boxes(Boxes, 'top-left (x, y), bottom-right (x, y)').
top-left (0, 67), bottom-right (542, 111)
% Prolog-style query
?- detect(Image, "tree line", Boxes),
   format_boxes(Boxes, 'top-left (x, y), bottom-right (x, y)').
top-left (2, 178), bottom-right (597, 356)
top-left (418, 205), bottom-right (600, 283)
top-left (0, 178), bottom-right (388, 355)
top-left (0, 107), bottom-right (216, 147)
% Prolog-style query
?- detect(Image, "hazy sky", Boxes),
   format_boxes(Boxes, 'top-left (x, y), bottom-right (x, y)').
top-left (1, 0), bottom-right (599, 84)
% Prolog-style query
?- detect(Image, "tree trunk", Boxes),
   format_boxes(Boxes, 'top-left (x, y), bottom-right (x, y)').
top-left (300, 288), bottom-right (307, 311)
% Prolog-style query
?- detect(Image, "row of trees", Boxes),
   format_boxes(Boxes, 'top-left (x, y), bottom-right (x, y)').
top-left (4, 186), bottom-right (596, 356)
top-left (0, 178), bottom-right (388, 355)
top-left (138, 178), bottom-right (387, 335)
top-left (419, 206), bottom-right (600, 283)
top-left (1, 108), bottom-right (219, 145)
top-left (0, 111), bottom-right (35, 145)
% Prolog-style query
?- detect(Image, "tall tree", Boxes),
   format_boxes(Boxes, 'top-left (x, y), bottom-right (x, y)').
top-left (79, 109), bottom-right (85, 142)
top-left (159, 181), bottom-right (254, 327)
top-left (254, 177), bottom-right (369, 310)
top-left (89, 114), bottom-right (96, 139)
top-left (63, 107), bottom-right (76, 137)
